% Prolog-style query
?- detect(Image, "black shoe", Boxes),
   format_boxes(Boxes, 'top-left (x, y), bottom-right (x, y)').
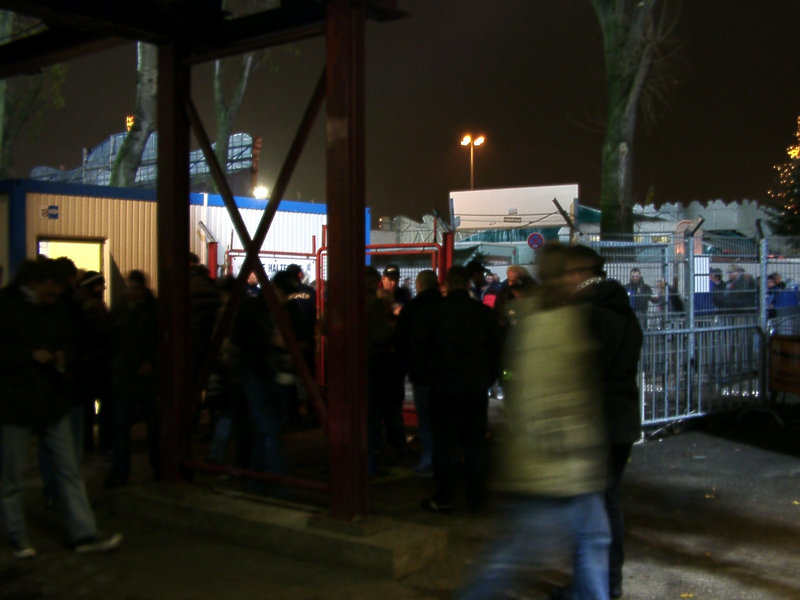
top-left (610, 581), bottom-right (623, 598)
top-left (420, 498), bottom-right (454, 514)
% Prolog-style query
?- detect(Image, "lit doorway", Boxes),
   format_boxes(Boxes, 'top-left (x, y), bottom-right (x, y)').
top-left (38, 238), bottom-right (108, 302)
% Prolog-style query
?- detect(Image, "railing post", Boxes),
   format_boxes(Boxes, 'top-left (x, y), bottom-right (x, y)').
top-left (759, 237), bottom-right (769, 334)
top-left (686, 232), bottom-right (696, 414)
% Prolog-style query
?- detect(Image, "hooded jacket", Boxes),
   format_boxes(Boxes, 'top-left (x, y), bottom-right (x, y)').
top-left (574, 278), bottom-right (643, 445)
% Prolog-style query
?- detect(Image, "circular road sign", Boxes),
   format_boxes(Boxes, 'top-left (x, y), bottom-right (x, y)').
top-left (527, 232), bottom-right (545, 250)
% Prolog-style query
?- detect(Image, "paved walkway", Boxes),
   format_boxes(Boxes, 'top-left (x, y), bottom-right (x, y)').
top-left (2, 414), bottom-right (800, 599)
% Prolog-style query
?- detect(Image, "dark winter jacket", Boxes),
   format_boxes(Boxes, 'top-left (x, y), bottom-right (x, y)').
top-left (418, 289), bottom-right (501, 396)
top-left (110, 289), bottom-right (158, 385)
top-left (0, 285), bottom-right (73, 426)
top-left (574, 278), bottom-right (643, 445)
top-left (395, 287), bottom-right (443, 385)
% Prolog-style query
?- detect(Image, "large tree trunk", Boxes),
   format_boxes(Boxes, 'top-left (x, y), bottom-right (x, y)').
top-left (592, 0), bottom-right (658, 238)
top-left (0, 13), bottom-right (10, 177)
top-left (110, 42), bottom-right (157, 187)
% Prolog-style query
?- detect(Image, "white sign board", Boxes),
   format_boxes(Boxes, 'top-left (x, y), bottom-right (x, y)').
top-left (449, 184), bottom-right (578, 231)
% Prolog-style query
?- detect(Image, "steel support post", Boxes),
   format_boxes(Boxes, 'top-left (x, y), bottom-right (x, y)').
top-left (156, 43), bottom-right (192, 484)
top-left (325, 0), bottom-right (368, 519)
top-left (686, 234), bottom-right (696, 413)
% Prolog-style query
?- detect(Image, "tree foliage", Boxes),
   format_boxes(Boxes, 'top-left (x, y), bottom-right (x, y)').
top-left (591, 0), bottom-right (676, 238)
top-left (0, 11), bottom-right (67, 178)
top-left (768, 116), bottom-right (800, 235)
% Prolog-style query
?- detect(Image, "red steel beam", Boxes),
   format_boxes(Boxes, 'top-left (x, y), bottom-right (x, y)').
top-left (325, 0), bottom-right (368, 520)
top-left (156, 43), bottom-right (192, 483)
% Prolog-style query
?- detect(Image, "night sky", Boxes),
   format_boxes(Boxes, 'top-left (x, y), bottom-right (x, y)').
top-left (11, 0), bottom-right (800, 222)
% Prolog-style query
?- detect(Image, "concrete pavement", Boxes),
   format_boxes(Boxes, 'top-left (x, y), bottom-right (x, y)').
top-left (2, 414), bottom-right (800, 599)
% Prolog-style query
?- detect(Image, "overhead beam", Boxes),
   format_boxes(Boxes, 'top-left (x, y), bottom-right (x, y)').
top-left (0, 1), bottom-right (405, 74)
top-left (0, 0), bottom-right (180, 43)
top-left (0, 28), bottom-right (128, 78)
top-left (186, 5), bottom-right (326, 65)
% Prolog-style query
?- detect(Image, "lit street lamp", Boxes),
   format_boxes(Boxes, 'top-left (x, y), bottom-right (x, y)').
top-left (460, 134), bottom-right (485, 190)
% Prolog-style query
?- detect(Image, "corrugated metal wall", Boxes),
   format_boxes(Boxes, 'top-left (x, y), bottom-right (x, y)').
top-left (25, 192), bottom-right (327, 302)
top-left (27, 193), bottom-right (158, 303)
top-left (190, 203), bottom-right (326, 268)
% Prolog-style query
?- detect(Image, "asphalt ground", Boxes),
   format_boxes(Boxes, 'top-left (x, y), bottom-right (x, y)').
top-left (2, 408), bottom-right (800, 600)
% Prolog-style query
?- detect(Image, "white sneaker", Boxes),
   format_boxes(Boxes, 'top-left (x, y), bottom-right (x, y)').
top-left (11, 541), bottom-right (36, 559)
top-left (74, 533), bottom-right (123, 554)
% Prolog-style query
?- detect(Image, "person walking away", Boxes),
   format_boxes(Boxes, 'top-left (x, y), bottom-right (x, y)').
top-left (0, 258), bottom-right (121, 558)
top-left (564, 245), bottom-right (643, 599)
top-left (458, 242), bottom-right (610, 600)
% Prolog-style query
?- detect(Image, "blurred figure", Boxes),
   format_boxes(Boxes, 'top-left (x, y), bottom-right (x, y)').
top-left (105, 270), bottom-right (160, 488)
top-left (458, 243), bottom-right (609, 599)
top-left (418, 265), bottom-right (501, 513)
top-left (0, 258), bottom-right (121, 557)
top-left (565, 245), bottom-right (643, 599)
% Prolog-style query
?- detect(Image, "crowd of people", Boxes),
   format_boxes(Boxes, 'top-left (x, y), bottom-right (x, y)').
top-left (2, 247), bottom-right (644, 599)
top-left (363, 247), bottom-right (642, 600)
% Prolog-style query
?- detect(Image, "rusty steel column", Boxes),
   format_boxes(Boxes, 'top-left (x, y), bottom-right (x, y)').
top-left (156, 43), bottom-right (192, 484)
top-left (326, 0), bottom-right (368, 519)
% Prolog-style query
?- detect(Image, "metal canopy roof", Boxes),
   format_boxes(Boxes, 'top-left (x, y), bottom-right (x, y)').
top-left (0, 0), bottom-right (404, 77)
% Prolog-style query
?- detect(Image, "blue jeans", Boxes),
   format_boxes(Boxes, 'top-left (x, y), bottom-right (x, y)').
top-left (458, 493), bottom-right (611, 600)
top-left (39, 404), bottom-right (84, 501)
top-left (412, 384), bottom-right (433, 469)
top-left (1, 417), bottom-right (97, 545)
top-left (243, 374), bottom-right (288, 477)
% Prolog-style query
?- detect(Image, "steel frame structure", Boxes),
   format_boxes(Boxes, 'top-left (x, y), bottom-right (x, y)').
top-left (0, 0), bottom-right (404, 521)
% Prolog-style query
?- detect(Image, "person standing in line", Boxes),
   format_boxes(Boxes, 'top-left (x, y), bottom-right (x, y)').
top-left (395, 269), bottom-right (443, 477)
top-left (624, 267), bottom-right (659, 327)
top-left (465, 259), bottom-right (488, 301)
top-left (0, 258), bottom-right (122, 558)
top-left (105, 270), bottom-right (160, 489)
top-left (418, 266), bottom-right (501, 513)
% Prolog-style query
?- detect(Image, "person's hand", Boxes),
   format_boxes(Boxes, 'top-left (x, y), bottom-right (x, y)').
top-left (32, 349), bottom-right (55, 364)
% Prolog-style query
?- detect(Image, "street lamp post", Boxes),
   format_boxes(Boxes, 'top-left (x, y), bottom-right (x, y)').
top-left (460, 133), bottom-right (485, 190)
